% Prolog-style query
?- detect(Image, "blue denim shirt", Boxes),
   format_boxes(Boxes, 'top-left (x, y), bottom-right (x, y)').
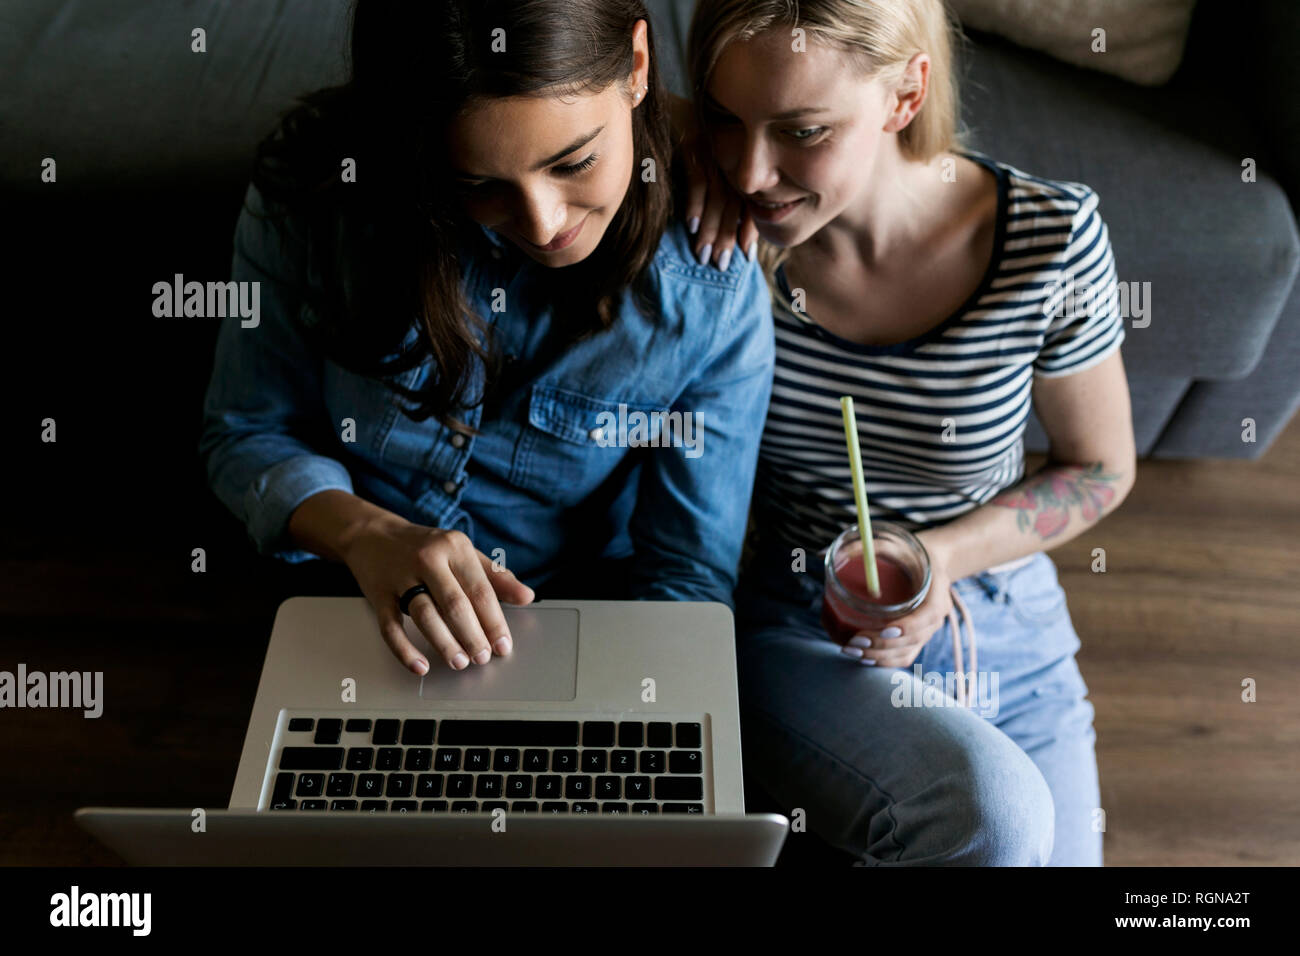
top-left (199, 184), bottom-right (774, 607)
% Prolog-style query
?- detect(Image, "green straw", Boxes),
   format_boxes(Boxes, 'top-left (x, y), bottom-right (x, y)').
top-left (840, 396), bottom-right (881, 598)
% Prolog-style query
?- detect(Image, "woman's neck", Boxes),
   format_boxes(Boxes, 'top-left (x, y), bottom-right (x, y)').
top-left (803, 140), bottom-right (949, 268)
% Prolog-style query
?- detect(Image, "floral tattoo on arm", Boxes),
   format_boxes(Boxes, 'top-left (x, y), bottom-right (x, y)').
top-left (991, 463), bottom-right (1123, 539)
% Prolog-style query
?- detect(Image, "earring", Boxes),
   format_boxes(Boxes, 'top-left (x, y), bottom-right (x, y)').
top-left (634, 84), bottom-right (647, 104)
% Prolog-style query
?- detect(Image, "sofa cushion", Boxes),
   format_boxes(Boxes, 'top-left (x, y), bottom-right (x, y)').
top-left (0, 0), bottom-right (351, 190)
top-left (960, 33), bottom-right (1300, 382)
top-left (948, 0), bottom-right (1196, 86)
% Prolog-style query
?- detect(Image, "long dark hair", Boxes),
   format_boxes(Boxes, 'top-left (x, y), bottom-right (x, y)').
top-left (249, 0), bottom-right (673, 432)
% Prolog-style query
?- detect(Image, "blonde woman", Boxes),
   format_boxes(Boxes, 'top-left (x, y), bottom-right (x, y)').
top-left (683, 0), bottom-right (1134, 865)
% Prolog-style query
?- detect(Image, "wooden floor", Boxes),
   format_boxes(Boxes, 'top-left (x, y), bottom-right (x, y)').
top-left (1039, 419), bottom-right (1300, 866)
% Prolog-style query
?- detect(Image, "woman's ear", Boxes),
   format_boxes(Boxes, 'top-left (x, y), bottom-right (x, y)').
top-left (883, 52), bottom-right (930, 133)
top-left (629, 18), bottom-right (650, 105)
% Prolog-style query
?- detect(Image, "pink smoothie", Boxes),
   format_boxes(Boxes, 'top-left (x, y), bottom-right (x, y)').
top-left (821, 553), bottom-right (917, 645)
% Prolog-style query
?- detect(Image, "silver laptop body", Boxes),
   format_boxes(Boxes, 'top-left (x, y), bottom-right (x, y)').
top-left (77, 597), bottom-right (789, 865)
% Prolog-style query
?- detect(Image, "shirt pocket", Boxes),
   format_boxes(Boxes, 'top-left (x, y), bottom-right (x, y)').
top-left (511, 383), bottom-right (666, 505)
top-left (321, 353), bottom-right (431, 474)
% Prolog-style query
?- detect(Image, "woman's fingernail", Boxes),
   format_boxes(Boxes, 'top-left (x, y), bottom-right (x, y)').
top-left (717, 247), bottom-right (732, 271)
top-left (451, 653), bottom-right (469, 670)
top-left (687, 216), bottom-right (700, 234)
top-left (860, 659), bottom-right (878, 666)
top-left (849, 636), bottom-right (872, 648)
top-left (747, 240), bottom-right (758, 260)
top-left (474, 648), bottom-right (491, 665)
top-left (697, 243), bottom-right (712, 265)
top-left (413, 658), bottom-right (429, 676)
top-left (881, 626), bottom-right (902, 639)
top-left (840, 645), bottom-right (864, 658)
top-left (494, 636), bottom-right (512, 655)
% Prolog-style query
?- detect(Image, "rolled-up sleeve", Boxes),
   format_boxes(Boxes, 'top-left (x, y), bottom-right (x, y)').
top-left (626, 258), bottom-right (775, 608)
top-left (198, 184), bottom-right (354, 563)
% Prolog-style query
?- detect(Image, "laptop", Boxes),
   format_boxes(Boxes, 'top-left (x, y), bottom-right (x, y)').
top-left (76, 596), bottom-right (789, 865)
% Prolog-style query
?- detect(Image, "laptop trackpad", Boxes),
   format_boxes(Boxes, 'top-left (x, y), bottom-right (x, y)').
top-left (416, 606), bottom-right (579, 702)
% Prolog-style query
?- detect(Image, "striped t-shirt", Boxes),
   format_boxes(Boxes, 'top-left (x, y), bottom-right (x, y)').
top-left (754, 152), bottom-right (1125, 555)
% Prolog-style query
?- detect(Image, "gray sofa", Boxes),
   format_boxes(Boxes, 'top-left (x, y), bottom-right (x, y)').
top-left (4, 0), bottom-right (1298, 460)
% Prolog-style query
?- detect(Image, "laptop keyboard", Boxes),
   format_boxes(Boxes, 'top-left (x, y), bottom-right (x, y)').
top-left (267, 717), bottom-right (707, 815)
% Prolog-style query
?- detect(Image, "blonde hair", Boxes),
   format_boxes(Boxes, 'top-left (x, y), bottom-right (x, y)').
top-left (687, 0), bottom-right (966, 274)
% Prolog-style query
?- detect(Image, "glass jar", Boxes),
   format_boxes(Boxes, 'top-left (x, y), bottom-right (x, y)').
top-left (820, 521), bottom-right (931, 645)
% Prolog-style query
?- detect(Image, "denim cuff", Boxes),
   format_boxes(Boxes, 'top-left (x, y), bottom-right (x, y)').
top-left (243, 454), bottom-right (355, 563)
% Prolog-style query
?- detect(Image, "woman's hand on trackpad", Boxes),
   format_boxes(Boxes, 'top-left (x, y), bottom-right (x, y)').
top-left (340, 517), bottom-right (535, 675)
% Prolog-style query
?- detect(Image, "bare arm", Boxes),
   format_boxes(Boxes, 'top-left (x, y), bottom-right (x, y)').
top-left (286, 489), bottom-right (409, 563)
top-left (917, 350), bottom-right (1136, 580)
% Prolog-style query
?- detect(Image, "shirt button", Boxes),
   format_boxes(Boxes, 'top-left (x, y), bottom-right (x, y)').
top-left (491, 247), bottom-right (503, 260)
top-left (588, 427), bottom-right (605, 441)
top-left (450, 433), bottom-right (466, 448)
top-left (442, 479), bottom-right (459, 494)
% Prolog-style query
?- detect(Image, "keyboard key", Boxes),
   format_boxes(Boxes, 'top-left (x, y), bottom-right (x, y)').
top-left (346, 747), bottom-right (374, 771)
top-left (391, 800), bottom-right (417, 812)
top-left (376, 747), bottom-right (403, 771)
top-left (439, 720), bottom-right (579, 746)
top-left (401, 719), bottom-right (436, 745)
top-left (551, 750), bottom-right (578, 773)
top-left (345, 718), bottom-right (372, 734)
top-left (361, 800), bottom-right (387, 812)
top-left (447, 774), bottom-right (473, 798)
top-left (271, 800), bottom-right (297, 810)
top-left (314, 719), bottom-right (343, 745)
top-left (464, 748), bottom-right (491, 772)
top-left (287, 718), bottom-right (314, 732)
top-left (326, 773), bottom-right (355, 797)
top-left (639, 751), bottom-right (665, 774)
top-left (610, 750), bottom-right (636, 773)
top-left (662, 803), bottom-right (704, 814)
top-left (279, 748), bottom-right (344, 771)
top-left (624, 777), bottom-right (651, 800)
top-left (416, 774), bottom-right (444, 798)
top-left (669, 751), bottom-right (702, 774)
top-left (405, 748), bottom-right (433, 772)
top-left (511, 802), bottom-right (538, 813)
top-left (522, 749), bottom-right (549, 772)
top-left (493, 749), bottom-right (520, 772)
top-left (541, 802), bottom-right (568, 813)
top-left (272, 772), bottom-right (294, 804)
top-left (618, 722), bottom-right (643, 748)
top-left (435, 748), bottom-right (461, 771)
top-left (675, 722), bottom-right (702, 748)
top-left (421, 800), bottom-right (448, 812)
top-left (294, 774), bottom-right (324, 797)
top-left (357, 774), bottom-right (384, 798)
top-left (647, 722), bottom-right (673, 748)
top-left (601, 803), bottom-right (629, 814)
top-left (373, 719), bottom-right (400, 745)
top-left (565, 776), bottom-right (592, 799)
top-left (582, 722), bottom-right (615, 747)
top-left (505, 775), bottom-right (533, 798)
top-left (475, 775), bottom-right (502, 798)
top-left (631, 803), bottom-right (659, 815)
top-left (386, 773), bottom-right (413, 797)
top-left (451, 801), bottom-right (479, 813)
top-left (595, 776), bottom-right (621, 799)
top-left (655, 777), bottom-right (703, 800)
top-left (535, 775), bottom-right (561, 799)
top-left (482, 801), bottom-right (508, 813)
top-left (581, 750), bottom-right (607, 773)
top-left (330, 800), bottom-right (358, 811)
top-left (571, 802), bottom-right (598, 814)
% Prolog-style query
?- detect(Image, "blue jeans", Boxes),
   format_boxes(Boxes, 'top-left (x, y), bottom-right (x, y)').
top-left (735, 546), bottom-right (1102, 866)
